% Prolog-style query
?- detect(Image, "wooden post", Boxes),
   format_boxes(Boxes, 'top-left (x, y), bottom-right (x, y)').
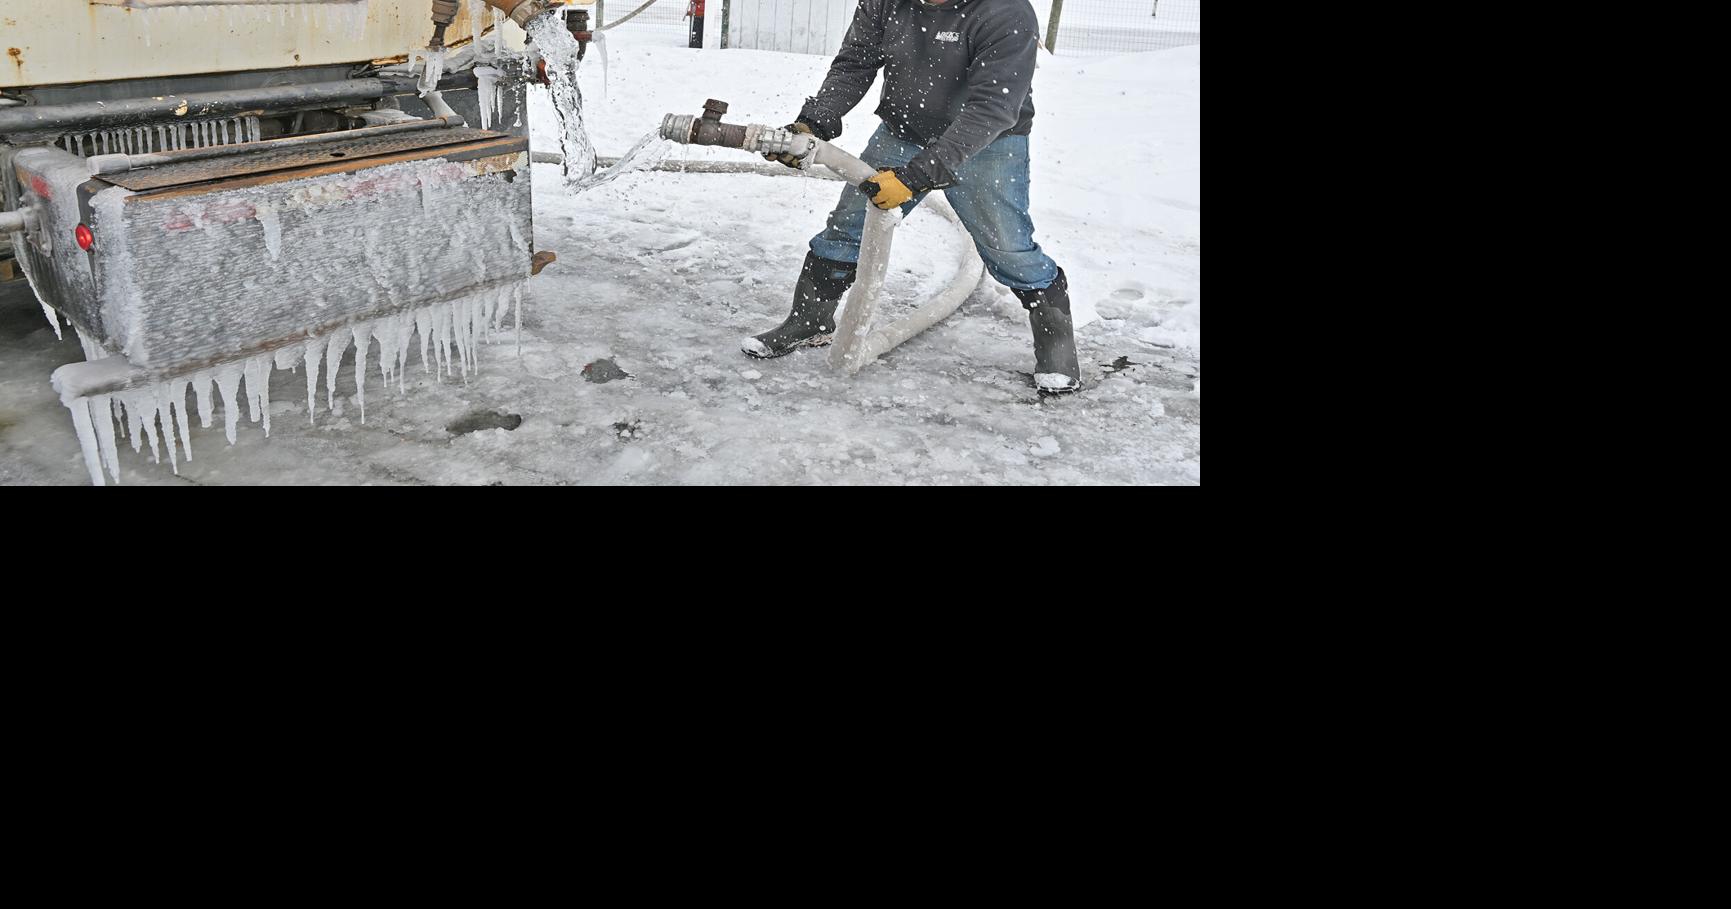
top-left (1046, 0), bottom-right (1064, 53)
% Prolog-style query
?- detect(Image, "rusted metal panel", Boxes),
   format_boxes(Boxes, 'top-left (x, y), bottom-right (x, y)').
top-left (127, 137), bottom-right (528, 202)
top-left (100, 127), bottom-right (512, 191)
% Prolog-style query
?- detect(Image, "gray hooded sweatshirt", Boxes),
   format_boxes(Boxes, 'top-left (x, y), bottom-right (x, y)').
top-left (798, 0), bottom-right (1040, 191)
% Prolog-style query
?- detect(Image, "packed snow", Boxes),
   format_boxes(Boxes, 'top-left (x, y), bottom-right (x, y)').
top-left (1, 30), bottom-right (1199, 486)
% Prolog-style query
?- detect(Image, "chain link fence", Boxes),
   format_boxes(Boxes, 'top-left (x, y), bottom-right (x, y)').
top-left (1047, 0), bottom-right (1201, 56)
top-left (592, 0), bottom-right (696, 47)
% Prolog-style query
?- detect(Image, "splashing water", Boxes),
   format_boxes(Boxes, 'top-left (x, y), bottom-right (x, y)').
top-left (527, 13), bottom-right (598, 184)
top-left (526, 14), bottom-right (671, 193)
top-left (570, 131), bottom-right (674, 192)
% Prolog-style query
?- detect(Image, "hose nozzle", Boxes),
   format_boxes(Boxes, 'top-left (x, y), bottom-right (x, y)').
top-left (660, 100), bottom-right (811, 158)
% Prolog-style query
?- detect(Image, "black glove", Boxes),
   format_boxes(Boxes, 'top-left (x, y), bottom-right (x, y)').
top-left (765, 121), bottom-right (815, 169)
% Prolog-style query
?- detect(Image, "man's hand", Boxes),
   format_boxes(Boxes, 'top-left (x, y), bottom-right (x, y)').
top-left (765, 122), bottom-right (814, 169)
top-left (859, 169), bottom-right (918, 210)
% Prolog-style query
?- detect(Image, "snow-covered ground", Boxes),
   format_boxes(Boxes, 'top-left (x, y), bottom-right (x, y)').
top-left (0, 36), bottom-right (1199, 486)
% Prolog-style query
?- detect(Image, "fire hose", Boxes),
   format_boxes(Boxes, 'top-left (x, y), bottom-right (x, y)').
top-left (659, 101), bottom-right (984, 374)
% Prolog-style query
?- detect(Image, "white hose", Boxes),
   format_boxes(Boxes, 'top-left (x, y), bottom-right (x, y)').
top-left (831, 204), bottom-right (900, 373)
top-left (612, 122), bottom-right (990, 370)
top-left (795, 136), bottom-right (983, 373)
top-left (852, 193), bottom-right (982, 367)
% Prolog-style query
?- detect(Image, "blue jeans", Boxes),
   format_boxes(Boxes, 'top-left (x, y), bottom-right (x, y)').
top-left (809, 125), bottom-right (1061, 292)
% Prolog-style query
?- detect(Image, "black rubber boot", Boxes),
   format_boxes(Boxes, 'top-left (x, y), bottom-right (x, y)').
top-left (742, 252), bottom-right (859, 359)
top-left (1012, 269), bottom-right (1082, 393)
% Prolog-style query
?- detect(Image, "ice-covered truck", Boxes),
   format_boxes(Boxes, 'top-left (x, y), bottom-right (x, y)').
top-left (0, 0), bottom-right (594, 484)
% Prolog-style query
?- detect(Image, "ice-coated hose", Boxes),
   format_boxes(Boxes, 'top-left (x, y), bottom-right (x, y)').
top-left (1, 206), bottom-right (37, 233)
top-left (658, 104), bottom-right (983, 373)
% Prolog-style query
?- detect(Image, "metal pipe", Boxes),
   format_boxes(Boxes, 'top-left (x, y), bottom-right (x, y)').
top-left (480, 0), bottom-right (563, 28)
top-left (85, 115), bottom-right (467, 176)
top-left (659, 104), bottom-right (875, 182)
top-left (431, 0), bottom-right (558, 44)
top-left (0, 79), bottom-right (400, 136)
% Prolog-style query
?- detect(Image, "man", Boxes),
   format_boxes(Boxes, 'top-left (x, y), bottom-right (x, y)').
top-left (744, 0), bottom-right (1081, 393)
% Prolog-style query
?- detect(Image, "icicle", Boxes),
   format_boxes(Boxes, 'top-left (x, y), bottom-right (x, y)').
top-left (192, 372), bottom-right (215, 428)
top-left (352, 324), bottom-right (371, 423)
top-left (120, 393), bottom-right (144, 454)
top-left (476, 66), bottom-right (501, 130)
top-left (325, 331), bottom-right (347, 411)
top-left (169, 380), bottom-right (194, 464)
top-left (242, 355), bottom-right (272, 437)
top-left (373, 317), bottom-right (397, 390)
top-left (68, 397), bottom-right (106, 486)
top-left (156, 384), bottom-right (182, 474)
top-left (303, 338), bottom-right (322, 424)
top-left (416, 309), bottom-right (434, 374)
top-left (121, 389), bottom-right (162, 464)
top-left (95, 397), bottom-right (122, 485)
top-left (215, 367), bottom-right (242, 445)
top-left (258, 357), bottom-right (273, 438)
top-left (60, 283), bottom-right (529, 480)
top-left (595, 32), bottom-right (611, 99)
top-left (396, 314), bottom-right (414, 393)
top-left (435, 305), bottom-right (453, 377)
top-left (469, 0), bottom-right (489, 59)
top-left (38, 297), bottom-right (63, 340)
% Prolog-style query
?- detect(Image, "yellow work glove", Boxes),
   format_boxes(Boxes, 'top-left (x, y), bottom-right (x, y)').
top-left (766, 121), bottom-right (814, 169)
top-left (860, 170), bottom-right (916, 210)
